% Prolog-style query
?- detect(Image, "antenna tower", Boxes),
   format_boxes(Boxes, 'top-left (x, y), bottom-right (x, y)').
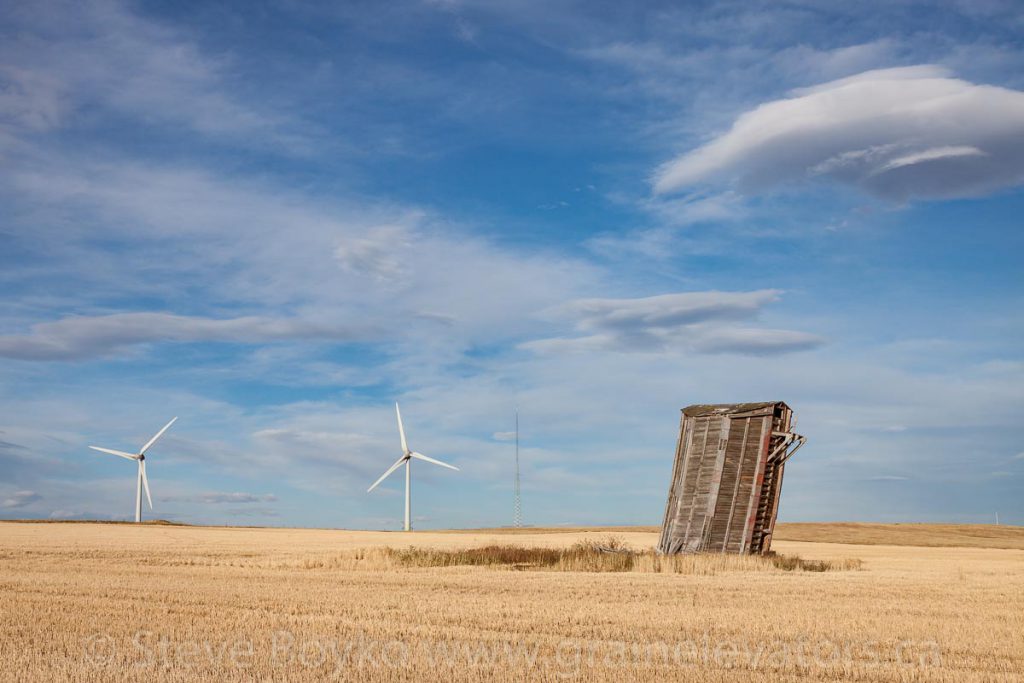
top-left (514, 409), bottom-right (522, 528)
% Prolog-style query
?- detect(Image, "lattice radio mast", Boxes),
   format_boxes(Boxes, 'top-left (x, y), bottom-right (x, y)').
top-left (514, 409), bottom-right (522, 528)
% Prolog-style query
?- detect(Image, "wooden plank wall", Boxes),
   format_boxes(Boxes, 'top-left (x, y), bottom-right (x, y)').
top-left (659, 403), bottom-right (792, 555)
top-left (712, 415), bottom-right (770, 552)
top-left (659, 414), bottom-right (721, 553)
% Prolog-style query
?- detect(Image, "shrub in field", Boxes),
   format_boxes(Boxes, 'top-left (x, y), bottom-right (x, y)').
top-left (765, 553), bottom-right (863, 572)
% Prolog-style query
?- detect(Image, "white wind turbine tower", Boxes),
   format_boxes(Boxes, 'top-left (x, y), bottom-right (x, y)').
top-left (367, 403), bottom-right (458, 531)
top-left (88, 417), bottom-right (177, 523)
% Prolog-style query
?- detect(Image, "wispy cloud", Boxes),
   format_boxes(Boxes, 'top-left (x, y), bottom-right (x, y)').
top-left (3, 150), bottom-right (599, 347)
top-left (690, 327), bottom-right (826, 356)
top-left (160, 492), bottom-right (277, 505)
top-left (48, 509), bottom-right (121, 521)
top-left (0, 313), bottom-right (379, 361)
top-left (524, 290), bottom-right (824, 355)
top-left (222, 507), bottom-right (279, 518)
top-left (2, 490), bottom-right (41, 508)
top-left (0, 0), bottom-right (305, 149)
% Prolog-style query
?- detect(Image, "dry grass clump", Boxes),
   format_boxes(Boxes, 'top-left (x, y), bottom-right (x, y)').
top-left (378, 537), bottom-right (861, 574)
top-left (264, 537), bottom-right (862, 574)
top-left (763, 552), bottom-right (863, 572)
top-left (386, 544), bottom-right (563, 569)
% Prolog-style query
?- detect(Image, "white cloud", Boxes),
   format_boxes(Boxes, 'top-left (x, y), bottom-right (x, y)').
top-left (587, 191), bottom-right (747, 261)
top-left (2, 490), bottom-right (41, 508)
top-left (654, 66), bottom-right (1024, 200)
top-left (554, 290), bottom-right (781, 330)
top-left (0, 65), bottom-right (65, 132)
top-left (523, 290), bottom-right (824, 355)
top-left (160, 492), bottom-right (277, 504)
top-left (0, 0), bottom-right (300, 148)
top-left (252, 425), bottom-right (384, 475)
top-left (0, 313), bottom-right (377, 361)
top-left (335, 224), bottom-right (414, 282)
top-left (222, 507), bottom-right (279, 518)
top-left (2, 154), bottom-right (598, 356)
top-left (876, 146), bottom-right (986, 173)
top-left (48, 509), bottom-right (83, 520)
top-left (690, 327), bottom-right (826, 355)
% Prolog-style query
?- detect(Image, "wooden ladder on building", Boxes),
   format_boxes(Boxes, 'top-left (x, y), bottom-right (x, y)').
top-left (749, 454), bottom-right (781, 554)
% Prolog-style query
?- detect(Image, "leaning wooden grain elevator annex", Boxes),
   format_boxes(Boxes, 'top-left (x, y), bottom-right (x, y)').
top-left (658, 402), bottom-right (805, 555)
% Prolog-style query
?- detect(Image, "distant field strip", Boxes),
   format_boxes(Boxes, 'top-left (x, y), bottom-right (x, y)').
top-left (773, 522), bottom-right (1024, 549)
top-left (9, 519), bottom-right (1020, 550)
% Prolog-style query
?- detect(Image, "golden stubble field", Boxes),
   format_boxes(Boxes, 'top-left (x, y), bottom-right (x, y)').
top-left (1, 522), bottom-right (1022, 682)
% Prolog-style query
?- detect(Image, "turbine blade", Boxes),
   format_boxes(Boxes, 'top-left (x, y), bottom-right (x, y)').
top-left (410, 451), bottom-right (459, 471)
top-left (140, 417), bottom-right (177, 455)
top-left (140, 460), bottom-right (153, 510)
top-left (367, 455), bottom-right (408, 493)
top-left (395, 403), bottom-right (408, 454)
top-left (88, 446), bottom-right (138, 461)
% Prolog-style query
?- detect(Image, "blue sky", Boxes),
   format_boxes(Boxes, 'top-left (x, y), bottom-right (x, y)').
top-left (1, 0), bottom-right (1022, 528)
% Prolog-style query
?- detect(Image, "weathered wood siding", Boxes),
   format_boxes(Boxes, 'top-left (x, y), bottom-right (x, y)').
top-left (658, 402), bottom-right (796, 555)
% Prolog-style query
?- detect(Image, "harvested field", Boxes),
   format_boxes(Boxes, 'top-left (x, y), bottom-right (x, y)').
top-left (773, 522), bottom-right (1024, 550)
top-left (1, 522), bottom-right (1021, 681)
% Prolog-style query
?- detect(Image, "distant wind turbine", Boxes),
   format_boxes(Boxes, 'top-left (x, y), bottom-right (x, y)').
top-left (88, 417), bottom-right (177, 523)
top-left (367, 403), bottom-right (458, 531)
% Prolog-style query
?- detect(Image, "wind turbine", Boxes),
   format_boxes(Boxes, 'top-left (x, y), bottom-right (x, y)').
top-left (367, 403), bottom-right (458, 531)
top-left (88, 417), bottom-right (177, 523)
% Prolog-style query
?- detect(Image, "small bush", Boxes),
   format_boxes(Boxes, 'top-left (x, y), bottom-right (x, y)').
top-left (766, 553), bottom-right (864, 572)
top-left (385, 545), bottom-right (564, 569)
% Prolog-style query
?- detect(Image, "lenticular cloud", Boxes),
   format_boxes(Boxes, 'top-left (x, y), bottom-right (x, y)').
top-left (654, 66), bottom-right (1024, 201)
